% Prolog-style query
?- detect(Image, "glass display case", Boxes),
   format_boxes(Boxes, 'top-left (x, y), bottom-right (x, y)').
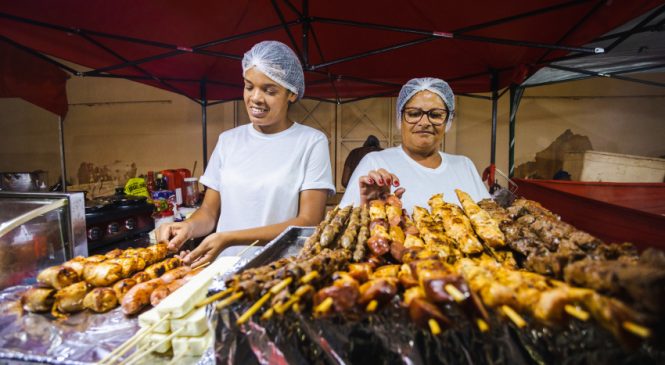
top-left (0, 192), bottom-right (87, 290)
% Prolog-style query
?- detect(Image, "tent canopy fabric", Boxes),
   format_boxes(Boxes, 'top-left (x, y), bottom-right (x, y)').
top-left (1, 0), bottom-right (663, 106)
top-left (0, 40), bottom-right (69, 117)
top-left (524, 8), bottom-right (665, 87)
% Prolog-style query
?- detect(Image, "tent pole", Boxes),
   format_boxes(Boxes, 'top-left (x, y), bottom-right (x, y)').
top-left (201, 79), bottom-right (208, 170)
top-left (58, 117), bottom-right (67, 192)
top-left (489, 70), bottom-right (499, 193)
top-left (302, 0), bottom-right (309, 68)
top-left (508, 85), bottom-right (524, 178)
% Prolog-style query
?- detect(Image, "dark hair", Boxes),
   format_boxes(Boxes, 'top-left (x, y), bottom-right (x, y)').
top-left (363, 135), bottom-right (381, 148)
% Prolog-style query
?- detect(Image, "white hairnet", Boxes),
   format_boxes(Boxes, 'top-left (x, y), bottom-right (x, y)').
top-left (242, 40), bottom-right (305, 101)
top-left (396, 77), bottom-right (455, 132)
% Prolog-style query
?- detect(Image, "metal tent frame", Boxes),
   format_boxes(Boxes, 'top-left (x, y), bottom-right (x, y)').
top-left (1, 1), bottom-right (663, 191)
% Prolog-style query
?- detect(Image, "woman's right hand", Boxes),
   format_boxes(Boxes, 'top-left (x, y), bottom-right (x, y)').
top-left (155, 221), bottom-right (194, 253)
top-left (358, 168), bottom-right (405, 205)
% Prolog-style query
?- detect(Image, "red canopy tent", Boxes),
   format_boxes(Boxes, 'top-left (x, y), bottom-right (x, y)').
top-left (1, 1), bottom-right (662, 102)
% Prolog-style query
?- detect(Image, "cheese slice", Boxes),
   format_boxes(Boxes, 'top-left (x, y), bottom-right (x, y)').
top-left (156, 256), bottom-right (239, 319)
top-left (138, 307), bottom-right (170, 333)
top-left (138, 332), bottom-right (172, 353)
top-left (172, 331), bottom-right (213, 357)
top-left (170, 306), bottom-right (208, 337)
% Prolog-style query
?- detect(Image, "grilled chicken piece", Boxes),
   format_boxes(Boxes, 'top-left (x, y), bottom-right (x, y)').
top-left (348, 263), bottom-right (373, 282)
top-left (37, 265), bottom-right (80, 290)
top-left (455, 189), bottom-right (506, 248)
top-left (132, 271), bottom-right (152, 284)
top-left (83, 261), bottom-right (123, 287)
top-left (52, 281), bottom-right (92, 317)
top-left (408, 298), bottom-right (450, 329)
top-left (83, 287), bottom-right (118, 313)
top-left (428, 194), bottom-right (483, 254)
top-left (358, 278), bottom-right (398, 306)
top-left (61, 256), bottom-right (87, 277)
top-left (21, 287), bottom-right (56, 312)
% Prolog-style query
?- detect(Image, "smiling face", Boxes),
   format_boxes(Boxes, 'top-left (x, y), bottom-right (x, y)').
top-left (400, 90), bottom-right (447, 156)
top-left (243, 67), bottom-right (297, 134)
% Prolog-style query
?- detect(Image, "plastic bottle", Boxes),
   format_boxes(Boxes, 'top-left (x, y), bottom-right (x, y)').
top-left (146, 171), bottom-right (155, 195)
top-left (183, 177), bottom-right (200, 207)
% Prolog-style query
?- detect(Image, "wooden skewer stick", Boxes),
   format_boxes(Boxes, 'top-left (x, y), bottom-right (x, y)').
top-left (428, 319), bottom-right (442, 335)
top-left (216, 292), bottom-right (244, 310)
top-left (98, 327), bottom-right (149, 365)
top-left (476, 318), bottom-right (490, 332)
top-left (196, 287), bottom-right (233, 308)
top-left (237, 240), bottom-right (261, 257)
top-left (314, 297), bottom-right (334, 315)
top-left (444, 284), bottom-right (466, 303)
top-left (100, 314), bottom-right (171, 364)
top-left (366, 300), bottom-right (378, 313)
top-left (269, 277), bottom-right (293, 295)
top-left (237, 292), bottom-right (272, 325)
top-left (501, 305), bottom-right (526, 328)
top-left (121, 327), bottom-right (185, 365)
top-left (273, 285), bottom-right (312, 315)
top-left (275, 296), bottom-right (299, 315)
top-left (299, 271), bottom-right (319, 284)
top-left (260, 307), bottom-right (275, 320)
top-left (622, 321), bottom-right (651, 339)
top-left (564, 304), bottom-right (589, 321)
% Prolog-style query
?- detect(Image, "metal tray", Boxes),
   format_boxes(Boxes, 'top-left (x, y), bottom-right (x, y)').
top-left (208, 226), bottom-right (314, 293)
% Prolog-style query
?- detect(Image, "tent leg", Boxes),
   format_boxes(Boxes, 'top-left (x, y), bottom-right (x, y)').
top-left (489, 70), bottom-right (499, 193)
top-left (201, 79), bottom-right (208, 170)
top-left (58, 116), bottom-right (67, 192)
top-left (508, 85), bottom-right (524, 178)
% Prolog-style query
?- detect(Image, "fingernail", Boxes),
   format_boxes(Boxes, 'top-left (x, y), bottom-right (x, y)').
top-left (394, 181), bottom-right (400, 187)
top-left (368, 178), bottom-right (374, 184)
top-left (378, 178), bottom-right (384, 185)
top-left (386, 178), bottom-right (392, 185)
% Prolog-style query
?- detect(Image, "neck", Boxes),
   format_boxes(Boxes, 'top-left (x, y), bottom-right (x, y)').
top-left (253, 119), bottom-right (293, 134)
top-left (401, 145), bottom-right (442, 168)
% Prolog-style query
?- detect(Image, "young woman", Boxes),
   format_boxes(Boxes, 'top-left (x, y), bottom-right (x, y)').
top-left (156, 41), bottom-right (334, 267)
top-left (340, 77), bottom-right (490, 213)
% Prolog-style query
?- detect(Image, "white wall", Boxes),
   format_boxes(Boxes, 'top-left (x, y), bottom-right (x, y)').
top-left (1, 71), bottom-right (664, 190)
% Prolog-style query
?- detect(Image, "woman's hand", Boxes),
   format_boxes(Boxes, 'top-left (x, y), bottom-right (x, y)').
top-left (358, 168), bottom-right (405, 205)
top-left (181, 232), bottom-right (229, 268)
top-left (155, 221), bottom-right (194, 253)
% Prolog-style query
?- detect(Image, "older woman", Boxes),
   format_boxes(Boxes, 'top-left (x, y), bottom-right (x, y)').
top-left (157, 41), bottom-right (335, 267)
top-left (339, 77), bottom-right (489, 213)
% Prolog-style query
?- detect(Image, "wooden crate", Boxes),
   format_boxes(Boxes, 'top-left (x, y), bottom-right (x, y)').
top-left (563, 150), bottom-right (665, 183)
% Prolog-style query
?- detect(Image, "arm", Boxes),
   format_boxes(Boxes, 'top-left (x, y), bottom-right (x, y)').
top-left (155, 188), bottom-right (221, 252)
top-left (183, 188), bottom-right (328, 267)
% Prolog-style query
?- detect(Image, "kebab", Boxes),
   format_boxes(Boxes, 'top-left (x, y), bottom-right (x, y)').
top-left (428, 194), bottom-right (483, 255)
top-left (454, 256), bottom-right (650, 340)
top-left (479, 198), bottom-right (665, 317)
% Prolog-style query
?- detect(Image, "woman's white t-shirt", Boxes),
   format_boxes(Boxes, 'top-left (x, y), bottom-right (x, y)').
top-left (200, 122), bottom-right (335, 233)
top-left (339, 146), bottom-right (490, 214)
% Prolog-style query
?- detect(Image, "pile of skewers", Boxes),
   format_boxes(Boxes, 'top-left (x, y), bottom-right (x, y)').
top-left (210, 189), bottom-right (656, 349)
top-left (20, 243), bottom-right (202, 317)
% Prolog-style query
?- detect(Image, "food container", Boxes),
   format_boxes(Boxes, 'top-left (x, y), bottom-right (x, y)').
top-left (182, 177), bottom-right (200, 207)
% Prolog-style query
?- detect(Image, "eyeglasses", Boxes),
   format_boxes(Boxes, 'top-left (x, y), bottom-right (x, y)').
top-left (402, 107), bottom-right (449, 126)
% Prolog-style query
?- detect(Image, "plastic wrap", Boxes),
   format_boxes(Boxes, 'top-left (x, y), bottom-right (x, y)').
top-left (0, 284), bottom-right (137, 364)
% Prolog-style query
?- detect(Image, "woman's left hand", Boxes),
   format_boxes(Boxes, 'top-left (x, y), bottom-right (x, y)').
top-left (181, 232), bottom-right (229, 268)
top-left (358, 168), bottom-right (405, 205)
